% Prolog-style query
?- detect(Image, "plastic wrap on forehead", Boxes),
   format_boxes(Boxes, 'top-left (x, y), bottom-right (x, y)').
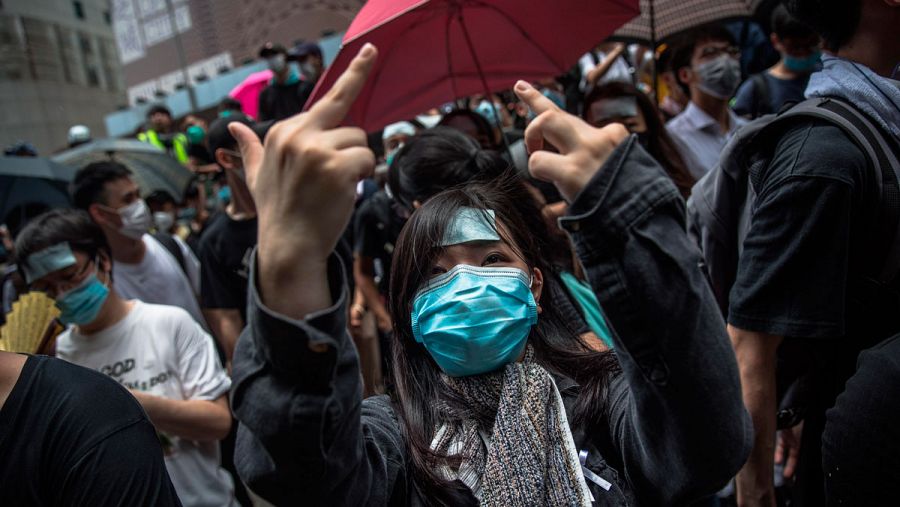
top-left (440, 207), bottom-right (500, 247)
top-left (23, 242), bottom-right (77, 283)
top-left (589, 96), bottom-right (639, 122)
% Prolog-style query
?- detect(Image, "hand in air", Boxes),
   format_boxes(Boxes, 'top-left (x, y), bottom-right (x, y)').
top-left (514, 80), bottom-right (628, 202)
top-left (229, 44), bottom-right (378, 267)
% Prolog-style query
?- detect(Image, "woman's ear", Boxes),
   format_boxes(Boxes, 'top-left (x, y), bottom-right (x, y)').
top-left (98, 250), bottom-right (113, 281)
top-left (531, 267), bottom-right (544, 304)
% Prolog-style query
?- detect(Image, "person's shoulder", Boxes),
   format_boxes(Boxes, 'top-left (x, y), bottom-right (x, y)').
top-left (765, 118), bottom-right (868, 185)
top-left (134, 301), bottom-right (198, 329)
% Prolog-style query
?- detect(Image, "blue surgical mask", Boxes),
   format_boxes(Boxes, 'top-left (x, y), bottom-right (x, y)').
top-left (56, 272), bottom-right (110, 325)
top-left (783, 51), bottom-right (821, 73)
top-left (411, 265), bottom-right (538, 377)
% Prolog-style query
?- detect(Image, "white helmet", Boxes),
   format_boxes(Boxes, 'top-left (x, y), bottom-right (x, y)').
top-left (67, 125), bottom-right (91, 146)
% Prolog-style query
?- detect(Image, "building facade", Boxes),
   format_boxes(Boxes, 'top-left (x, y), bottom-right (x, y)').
top-left (0, 0), bottom-right (126, 154)
top-left (112, 0), bottom-right (363, 106)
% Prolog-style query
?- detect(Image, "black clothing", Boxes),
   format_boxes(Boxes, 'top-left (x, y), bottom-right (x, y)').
top-left (231, 138), bottom-right (752, 505)
top-left (187, 142), bottom-right (213, 165)
top-left (0, 355), bottom-right (181, 506)
top-left (733, 71), bottom-right (809, 118)
top-left (198, 213), bottom-right (257, 322)
top-left (352, 191), bottom-right (406, 294)
top-left (257, 80), bottom-right (315, 122)
top-left (729, 121), bottom-right (900, 505)
top-left (823, 333), bottom-right (900, 505)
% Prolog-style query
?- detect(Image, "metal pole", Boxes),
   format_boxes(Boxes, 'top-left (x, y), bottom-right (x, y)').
top-left (457, 11), bottom-right (512, 158)
top-left (649, 0), bottom-right (658, 106)
top-left (165, 0), bottom-right (197, 112)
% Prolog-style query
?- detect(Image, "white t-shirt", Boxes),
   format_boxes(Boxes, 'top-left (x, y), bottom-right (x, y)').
top-left (113, 234), bottom-right (206, 328)
top-left (578, 50), bottom-right (633, 91)
top-left (56, 301), bottom-right (235, 507)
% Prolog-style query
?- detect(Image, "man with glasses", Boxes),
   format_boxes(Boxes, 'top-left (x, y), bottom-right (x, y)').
top-left (14, 209), bottom-right (236, 507)
top-left (667, 24), bottom-right (747, 178)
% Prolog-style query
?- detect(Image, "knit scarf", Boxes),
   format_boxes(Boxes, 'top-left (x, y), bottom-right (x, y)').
top-left (430, 347), bottom-right (592, 506)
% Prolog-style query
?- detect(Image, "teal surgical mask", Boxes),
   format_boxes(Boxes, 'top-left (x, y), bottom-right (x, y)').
top-left (56, 271), bottom-right (110, 326)
top-left (783, 51), bottom-right (821, 73)
top-left (186, 125), bottom-right (205, 144)
top-left (411, 265), bottom-right (538, 377)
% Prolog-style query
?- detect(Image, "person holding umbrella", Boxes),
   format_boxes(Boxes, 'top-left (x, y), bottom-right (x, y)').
top-left (229, 44), bottom-right (751, 505)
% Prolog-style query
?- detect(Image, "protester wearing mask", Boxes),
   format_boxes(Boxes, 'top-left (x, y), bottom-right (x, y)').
top-left (145, 189), bottom-right (202, 295)
top-left (138, 105), bottom-right (190, 165)
top-left (349, 121), bottom-right (416, 392)
top-left (292, 41), bottom-right (325, 83)
top-left (15, 209), bottom-right (235, 507)
top-left (257, 43), bottom-right (313, 121)
top-left (181, 114), bottom-right (215, 168)
top-left (227, 47), bottom-right (750, 505)
top-left (667, 24), bottom-right (747, 178)
top-left (198, 115), bottom-right (264, 364)
top-left (726, 0), bottom-right (900, 504)
top-left (72, 161), bottom-right (207, 329)
top-left (0, 350), bottom-right (181, 505)
top-left (657, 44), bottom-right (690, 121)
top-left (583, 82), bottom-right (695, 198)
top-left (733, 5), bottom-right (822, 119)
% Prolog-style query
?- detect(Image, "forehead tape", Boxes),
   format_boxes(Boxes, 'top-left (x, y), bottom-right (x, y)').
top-left (23, 242), bottom-right (77, 283)
top-left (440, 207), bottom-right (500, 247)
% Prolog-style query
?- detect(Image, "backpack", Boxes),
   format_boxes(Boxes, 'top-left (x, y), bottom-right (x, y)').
top-left (687, 96), bottom-right (900, 317)
top-left (152, 232), bottom-right (188, 277)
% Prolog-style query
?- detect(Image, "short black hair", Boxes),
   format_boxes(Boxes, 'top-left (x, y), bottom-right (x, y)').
top-left (785, 0), bottom-right (859, 51)
top-left (145, 190), bottom-right (176, 208)
top-left (72, 161), bottom-right (133, 210)
top-left (15, 208), bottom-right (111, 280)
top-left (218, 97), bottom-right (243, 114)
top-left (770, 4), bottom-right (817, 40)
top-left (147, 104), bottom-right (172, 118)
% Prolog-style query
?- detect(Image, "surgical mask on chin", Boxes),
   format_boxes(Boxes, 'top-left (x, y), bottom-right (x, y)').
top-left (153, 211), bottom-right (175, 232)
top-left (695, 55), bottom-right (742, 100)
top-left (783, 51), bottom-right (821, 73)
top-left (267, 55), bottom-right (286, 73)
top-left (410, 265), bottom-right (538, 377)
top-left (56, 272), bottom-right (110, 326)
top-left (116, 200), bottom-right (152, 240)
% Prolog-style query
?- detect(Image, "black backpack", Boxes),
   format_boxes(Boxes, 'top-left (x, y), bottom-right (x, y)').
top-left (687, 96), bottom-right (900, 317)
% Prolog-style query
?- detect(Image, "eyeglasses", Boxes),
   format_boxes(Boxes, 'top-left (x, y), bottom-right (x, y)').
top-left (698, 45), bottom-right (741, 60)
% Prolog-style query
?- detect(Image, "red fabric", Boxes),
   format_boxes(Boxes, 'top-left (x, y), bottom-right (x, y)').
top-left (229, 70), bottom-right (274, 120)
top-left (305, 0), bottom-right (639, 131)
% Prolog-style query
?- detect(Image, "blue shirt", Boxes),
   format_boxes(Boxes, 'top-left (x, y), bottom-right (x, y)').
top-left (666, 102), bottom-right (747, 179)
top-left (732, 71), bottom-right (809, 118)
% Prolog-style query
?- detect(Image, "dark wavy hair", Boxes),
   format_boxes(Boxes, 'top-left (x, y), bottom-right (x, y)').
top-left (388, 174), bottom-right (619, 504)
top-left (583, 82), bottom-right (695, 197)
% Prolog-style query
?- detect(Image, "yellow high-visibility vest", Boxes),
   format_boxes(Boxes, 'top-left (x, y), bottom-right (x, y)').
top-left (138, 129), bottom-right (190, 164)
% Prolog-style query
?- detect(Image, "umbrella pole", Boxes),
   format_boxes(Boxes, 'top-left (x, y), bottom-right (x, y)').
top-left (650, 0), bottom-right (659, 106)
top-left (457, 13), bottom-right (513, 159)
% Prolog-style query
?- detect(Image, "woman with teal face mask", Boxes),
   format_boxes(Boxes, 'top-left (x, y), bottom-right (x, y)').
top-left (229, 46), bottom-right (751, 507)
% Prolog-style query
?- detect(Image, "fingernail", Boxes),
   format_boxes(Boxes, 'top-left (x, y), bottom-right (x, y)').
top-left (360, 43), bottom-right (375, 57)
top-left (515, 80), bottom-right (530, 92)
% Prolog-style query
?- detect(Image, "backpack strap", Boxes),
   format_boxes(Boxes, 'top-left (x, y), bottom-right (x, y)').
top-left (750, 73), bottom-right (772, 118)
top-left (152, 232), bottom-right (188, 277)
top-left (775, 97), bottom-right (900, 284)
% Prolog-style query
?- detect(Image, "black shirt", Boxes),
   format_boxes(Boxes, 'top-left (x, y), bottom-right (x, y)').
top-left (257, 80), bottom-right (315, 122)
top-left (198, 213), bottom-right (257, 322)
top-left (353, 191), bottom-right (406, 295)
top-left (733, 72), bottom-right (810, 118)
top-left (0, 355), bottom-right (180, 506)
top-left (729, 120), bottom-right (900, 504)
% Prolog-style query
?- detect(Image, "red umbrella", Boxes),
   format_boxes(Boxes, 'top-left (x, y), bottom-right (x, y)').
top-left (229, 69), bottom-right (274, 120)
top-left (305, 0), bottom-right (640, 132)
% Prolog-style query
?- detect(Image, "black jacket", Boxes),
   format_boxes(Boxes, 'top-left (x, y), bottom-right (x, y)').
top-left (231, 138), bottom-right (753, 505)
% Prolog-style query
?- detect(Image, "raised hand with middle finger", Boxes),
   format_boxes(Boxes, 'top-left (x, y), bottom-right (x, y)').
top-left (229, 43), bottom-right (378, 319)
top-left (513, 80), bottom-right (629, 202)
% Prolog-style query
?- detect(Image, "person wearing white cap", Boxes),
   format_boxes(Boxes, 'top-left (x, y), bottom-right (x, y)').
top-left (67, 125), bottom-right (91, 148)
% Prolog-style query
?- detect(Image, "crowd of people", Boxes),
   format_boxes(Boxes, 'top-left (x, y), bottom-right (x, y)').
top-left (1, 0), bottom-right (899, 505)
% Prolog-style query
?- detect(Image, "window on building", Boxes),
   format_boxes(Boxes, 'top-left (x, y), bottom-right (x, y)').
top-left (103, 10), bottom-right (111, 25)
top-left (73, 1), bottom-right (84, 20)
top-left (86, 66), bottom-right (99, 86)
top-left (79, 33), bottom-right (91, 53)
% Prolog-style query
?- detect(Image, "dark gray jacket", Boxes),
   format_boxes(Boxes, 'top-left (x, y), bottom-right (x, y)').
top-left (231, 138), bottom-right (753, 506)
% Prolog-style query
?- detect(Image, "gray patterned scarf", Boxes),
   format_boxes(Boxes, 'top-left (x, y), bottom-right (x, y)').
top-left (430, 347), bottom-right (592, 506)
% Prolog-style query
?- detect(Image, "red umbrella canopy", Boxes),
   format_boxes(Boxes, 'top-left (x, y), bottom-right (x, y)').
top-left (305, 0), bottom-right (640, 131)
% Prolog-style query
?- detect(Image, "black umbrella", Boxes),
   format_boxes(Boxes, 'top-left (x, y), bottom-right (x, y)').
top-left (53, 138), bottom-right (194, 201)
top-left (0, 157), bottom-right (75, 226)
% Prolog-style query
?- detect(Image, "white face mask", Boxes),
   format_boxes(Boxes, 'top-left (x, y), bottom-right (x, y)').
top-left (117, 200), bottom-right (152, 239)
top-left (300, 61), bottom-right (319, 80)
top-left (153, 211), bottom-right (175, 232)
top-left (267, 54), bottom-right (286, 73)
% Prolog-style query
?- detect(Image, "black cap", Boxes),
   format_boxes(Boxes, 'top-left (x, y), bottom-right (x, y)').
top-left (207, 115), bottom-right (274, 165)
top-left (258, 42), bottom-right (287, 59)
top-left (289, 41), bottom-right (322, 59)
top-left (147, 103), bottom-right (172, 118)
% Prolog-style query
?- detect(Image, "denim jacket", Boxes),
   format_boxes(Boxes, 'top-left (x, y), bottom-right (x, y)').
top-left (231, 137), bottom-right (753, 506)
